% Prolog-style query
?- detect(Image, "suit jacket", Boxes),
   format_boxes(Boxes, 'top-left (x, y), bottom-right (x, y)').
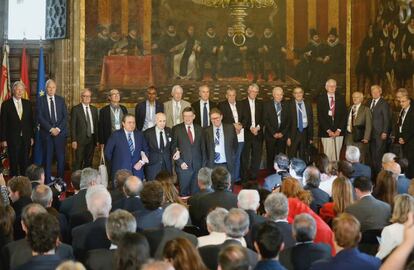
top-left (163, 99), bottom-right (191, 128)
top-left (143, 226), bottom-right (198, 258)
top-left (397, 175), bottom-right (410, 194)
top-left (345, 195), bottom-right (391, 232)
top-left (71, 103), bottom-right (99, 143)
top-left (280, 242), bottom-right (331, 270)
top-left (134, 100), bottom-right (164, 131)
top-left (317, 93), bottom-right (347, 137)
top-left (191, 100), bottom-right (218, 126)
top-left (263, 100), bottom-right (290, 139)
top-left (218, 100), bottom-right (242, 124)
top-left (304, 185), bottom-right (330, 214)
top-left (204, 124), bottom-right (237, 173)
top-left (188, 188), bottom-right (213, 229)
top-left (254, 260), bottom-right (286, 270)
top-left (351, 162), bottom-right (372, 180)
top-left (346, 104), bottom-right (372, 141)
top-left (0, 98), bottom-right (34, 143)
top-left (245, 209), bottom-right (267, 249)
top-left (84, 249), bottom-right (115, 270)
top-left (366, 98), bottom-right (390, 137)
top-left (171, 123), bottom-right (205, 170)
top-left (11, 196), bottom-right (32, 240)
top-left (287, 100), bottom-right (314, 140)
top-left (104, 129), bottom-right (149, 179)
top-left (15, 255), bottom-right (63, 270)
top-left (397, 106), bottom-right (414, 148)
top-left (133, 208), bottom-right (164, 231)
top-left (111, 196), bottom-right (144, 213)
top-left (36, 95), bottom-right (68, 138)
top-left (143, 126), bottom-right (173, 180)
top-left (98, 104), bottom-right (128, 145)
top-left (239, 98), bottom-right (264, 139)
top-left (60, 189), bottom-right (87, 220)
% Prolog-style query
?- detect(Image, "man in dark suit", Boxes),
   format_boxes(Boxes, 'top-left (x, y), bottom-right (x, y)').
top-left (98, 89), bottom-right (128, 146)
top-left (204, 108), bottom-right (237, 179)
top-left (240, 84), bottom-right (263, 181)
top-left (71, 88), bottom-right (99, 171)
top-left (367, 85), bottom-right (391, 175)
top-left (135, 86), bottom-right (164, 131)
top-left (36, 79), bottom-right (68, 183)
top-left (303, 166), bottom-right (330, 214)
top-left (287, 87), bottom-right (314, 162)
top-left (0, 81), bottom-right (34, 176)
top-left (111, 175), bottom-right (144, 213)
top-left (133, 181), bottom-right (164, 231)
top-left (395, 95), bottom-right (414, 178)
top-left (188, 167), bottom-right (213, 230)
top-left (105, 114), bottom-right (149, 180)
top-left (171, 106), bottom-right (205, 196)
top-left (263, 87), bottom-right (289, 172)
top-left (191, 85), bottom-right (217, 127)
top-left (317, 79), bottom-right (347, 161)
top-left (345, 146), bottom-right (372, 180)
top-left (218, 88), bottom-right (244, 181)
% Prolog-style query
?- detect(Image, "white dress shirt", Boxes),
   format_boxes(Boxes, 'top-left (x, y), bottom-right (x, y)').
top-left (376, 223), bottom-right (404, 259)
top-left (200, 100), bottom-right (210, 126)
top-left (214, 125), bottom-right (226, 163)
top-left (155, 126), bottom-right (167, 149)
top-left (198, 232), bottom-right (227, 248)
top-left (47, 95), bottom-right (57, 121)
top-left (229, 102), bottom-right (244, 142)
top-left (248, 98), bottom-right (256, 128)
top-left (82, 103), bottom-right (94, 134)
top-left (399, 106), bottom-right (410, 133)
top-left (13, 97), bottom-right (23, 118)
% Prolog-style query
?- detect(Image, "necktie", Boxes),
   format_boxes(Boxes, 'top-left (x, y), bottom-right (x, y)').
top-left (159, 131), bottom-right (165, 151)
top-left (187, 126), bottom-right (194, 144)
top-left (85, 106), bottom-right (92, 137)
top-left (298, 103), bottom-right (304, 132)
top-left (351, 106), bottom-right (356, 127)
top-left (276, 102), bottom-right (281, 128)
top-left (203, 102), bottom-right (208, 127)
top-left (17, 100), bottom-right (22, 120)
top-left (330, 96), bottom-right (335, 117)
top-left (214, 128), bottom-right (220, 162)
top-left (128, 132), bottom-right (134, 156)
top-left (371, 99), bottom-right (376, 111)
top-left (50, 97), bottom-right (56, 124)
top-left (398, 109), bottom-right (406, 128)
top-left (175, 102), bottom-right (180, 124)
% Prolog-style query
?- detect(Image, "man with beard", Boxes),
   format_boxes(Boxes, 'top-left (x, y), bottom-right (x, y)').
top-left (159, 21), bottom-right (181, 80)
top-left (198, 22), bottom-right (220, 81)
top-left (325, 28), bottom-right (346, 91)
top-left (259, 26), bottom-right (287, 82)
top-left (241, 26), bottom-right (260, 82)
top-left (220, 25), bottom-right (243, 77)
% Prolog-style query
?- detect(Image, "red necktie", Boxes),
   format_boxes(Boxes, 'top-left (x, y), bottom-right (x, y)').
top-left (187, 126), bottom-right (194, 144)
top-left (330, 96), bottom-right (335, 117)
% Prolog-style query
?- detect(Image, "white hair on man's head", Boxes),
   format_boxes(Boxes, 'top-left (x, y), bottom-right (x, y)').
top-left (382, 153), bottom-right (396, 164)
top-left (162, 203), bottom-right (189, 229)
top-left (86, 185), bottom-right (112, 220)
top-left (80, 168), bottom-right (101, 189)
top-left (237, 189), bottom-right (260, 211)
top-left (171, 85), bottom-right (183, 95)
top-left (206, 207), bottom-right (228, 233)
top-left (345, 145), bottom-right (360, 163)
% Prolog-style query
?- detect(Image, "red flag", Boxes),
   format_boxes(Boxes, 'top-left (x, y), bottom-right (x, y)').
top-left (0, 44), bottom-right (10, 107)
top-left (20, 47), bottom-right (30, 99)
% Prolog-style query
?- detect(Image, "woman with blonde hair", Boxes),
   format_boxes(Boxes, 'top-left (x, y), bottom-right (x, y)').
top-left (156, 171), bottom-right (185, 206)
top-left (319, 177), bottom-right (354, 226)
top-left (376, 194), bottom-right (414, 259)
top-left (280, 177), bottom-right (312, 206)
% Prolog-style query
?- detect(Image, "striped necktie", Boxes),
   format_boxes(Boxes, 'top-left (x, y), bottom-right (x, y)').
top-left (128, 132), bottom-right (134, 156)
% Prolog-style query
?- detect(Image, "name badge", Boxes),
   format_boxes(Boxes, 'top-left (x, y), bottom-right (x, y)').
top-left (328, 110), bottom-right (333, 117)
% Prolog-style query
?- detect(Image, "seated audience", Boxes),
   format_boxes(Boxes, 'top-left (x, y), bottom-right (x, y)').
top-left (110, 169), bottom-right (132, 203)
top-left (395, 158), bottom-right (410, 193)
top-left (337, 160), bottom-right (354, 180)
top-left (346, 146), bottom-right (371, 180)
top-left (163, 238), bottom-right (208, 270)
top-left (310, 213), bottom-right (381, 270)
top-left (281, 177), bottom-right (312, 206)
top-left (253, 221), bottom-right (286, 270)
top-left (303, 166), bottom-right (330, 214)
top-left (289, 158), bottom-right (307, 184)
top-left (320, 177), bottom-right (354, 226)
top-left (25, 164), bottom-right (45, 189)
top-left (373, 170), bottom-right (397, 207)
top-left (85, 209), bottom-right (137, 270)
top-left (313, 153), bottom-right (337, 196)
top-left (0, 203), bottom-right (15, 252)
top-left (383, 160), bottom-right (410, 194)
top-left (198, 207), bottom-right (228, 247)
top-left (280, 213), bottom-right (331, 270)
top-left (59, 170), bottom-right (81, 220)
top-left (114, 232), bottom-right (150, 270)
top-left (133, 180), bottom-right (164, 231)
top-left (72, 185), bottom-right (112, 261)
top-left (188, 167), bottom-right (213, 227)
top-left (376, 194), bottom-right (414, 260)
top-left (156, 172), bottom-right (184, 206)
top-left (218, 244), bottom-right (250, 270)
top-left (144, 203), bottom-right (197, 258)
top-left (199, 208), bottom-right (258, 270)
top-left (111, 175), bottom-right (144, 212)
top-left (16, 213), bottom-right (64, 269)
top-left (263, 154), bottom-right (290, 191)
top-left (257, 188), bottom-right (271, 216)
top-left (382, 153), bottom-right (396, 165)
top-left (345, 176), bottom-right (391, 232)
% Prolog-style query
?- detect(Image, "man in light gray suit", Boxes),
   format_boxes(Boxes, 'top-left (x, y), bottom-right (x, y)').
top-left (345, 91), bottom-right (372, 162)
top-left (345, 176), bottom-right (391, 232)
top-left (163, 85), bottom-right (191, 128)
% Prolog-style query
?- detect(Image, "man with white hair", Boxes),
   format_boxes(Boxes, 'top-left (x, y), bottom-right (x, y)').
top-left (303, 166), bottom-right (330, 214)
top-left (198, 207), bottom-right (229, 247)
top-left (345, 145), bottom-right (371, 180)
top-left (143, 203), bottom-right (198, 258)
top-left (191, 85), bottom-right (217, 127)
top-left (72, 185), bottom-right (112, 261)
top-left (382, 152), bottom-right (396, 165)
top-left (163, 85), bottom-right (191, 128)
top-left (112, 175), bottom-right (144, 212)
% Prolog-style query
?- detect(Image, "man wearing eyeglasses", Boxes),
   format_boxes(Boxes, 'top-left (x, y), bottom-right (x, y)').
top-left (71, 88), bottom-right (99, 170)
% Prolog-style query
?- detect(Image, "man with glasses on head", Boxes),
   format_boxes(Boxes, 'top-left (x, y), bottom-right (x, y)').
top-left (71, 88), bottom-right (99, 171)
top-left (135, 86), bottom-right (164, 132)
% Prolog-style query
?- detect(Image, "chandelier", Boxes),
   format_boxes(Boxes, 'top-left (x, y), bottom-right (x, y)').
top-left (192, 0), bottom-right (276, 46)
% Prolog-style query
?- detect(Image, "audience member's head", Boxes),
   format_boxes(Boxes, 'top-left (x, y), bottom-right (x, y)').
top-left (373, 170), bottom-right (397, 206)
top-left (123, 176), bottom-right (143, 197)
top-left (21, 203), bottom-right (47, 233)
top-left (274, 154), bottom-right (290, 171)
top-left (70, 170), bottom-right (82, 191)
top-left (140, 181), bottom-right (164, 210)
top-left (292, 213), bottom-right (317, 242)
top-left (280, 177), bottom-right (312, 205)
top-left (391, 194), bottom-right (414, 224)
top-left (224, 208), bottom-right (249, 238)
top-left (31, 184), bottom-right (53, 208)
top-left (115, 232), bottom-right (150, 270)
top-left (163, 238), bottom-right (207, 270)
top-left (383, 161), bottom-right (401, 179)
top-left (257, 189), bottom-right (271, 216)
top-left (206, 207), bottom-right (228, 234)
top-left (211, 166), bottom-right (231, 191)
top-left (264, 193), bottom-right (288, 221)
top-left (303, 166), bottom-right (321, 188)
top-left (106, 209), bottom-right (137, 245)
top-left (86, 185), bottom-right (112, 220)
top-left (162, 203), bottom-right (189, 230)
top-left (313, 153), bottom-right (330, 174)
top-left (332, 213), bottom-right (361, 250)
top-left (237, 189), bottom-right (260, 211)
top-left (197, 167), bottom-right (212, 190)
top-left (331, 177), bottom-right (354, 214)
top-left (337, 161), bottom-right (353, 179)
top-left (25, 164), bottom-right (45, 184)
top-left (353, 176), bottom-right (373, 199)
top-left (0, 204), bottom-right (15, 240)
top-left (218, 244), bottom-right (249, 270)
top-left (7, 176), bottom-right (32, 202)
top-left (27, 213), bottom-right (60, 254)
top-left (56, 261), bottom-right (86, 270)
top-left (114, 169), bottom-right (133, 191)
top-left (156, 173), bottom-right (182, 205)
top-left (290, 158), bottom-right (307, 177)
top-left (345, 146), bottom-right (360, 163)
top-left (254, 221), bottom-right (284, 260)
top-left (80, 168), bottom-right (101, 190)
top-left (382, 153), bottom-right (396, 165)
top-left (395, 157), bottom-right (409, 175)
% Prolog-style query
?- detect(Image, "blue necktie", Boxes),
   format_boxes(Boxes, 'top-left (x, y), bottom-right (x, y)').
top-left (203, 102), bottom-right (208, 128)
top-left (128, 132), bottom-right (134, 156)
top-left (50, 97), bottom-right (56, 124)
top-left (214, 128), bottom-right (220, 162)
top-left (298, 103), bottom-right (304, 132)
